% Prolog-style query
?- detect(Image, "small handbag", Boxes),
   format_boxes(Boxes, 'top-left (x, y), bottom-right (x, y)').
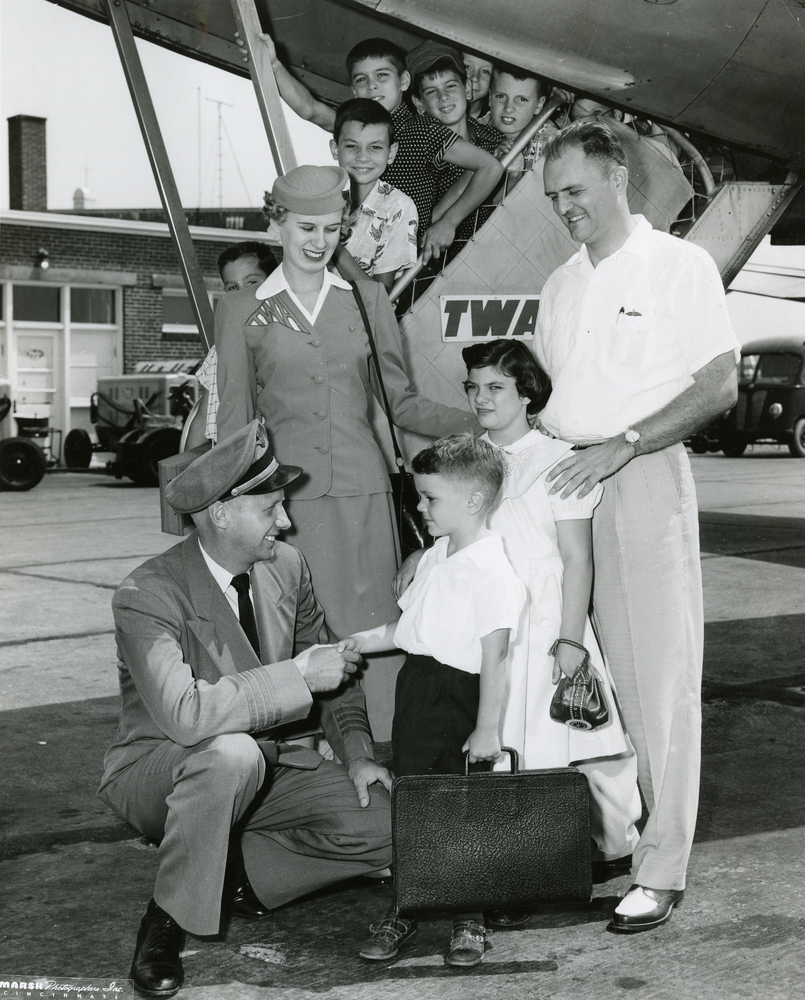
top-left (548, 639), bottom-right (609, 731)
top-left (351, 284), bottom-right (432, 560)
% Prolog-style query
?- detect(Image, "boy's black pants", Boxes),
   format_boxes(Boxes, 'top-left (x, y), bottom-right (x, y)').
top-left (391, 654), bottom-right (491, 778)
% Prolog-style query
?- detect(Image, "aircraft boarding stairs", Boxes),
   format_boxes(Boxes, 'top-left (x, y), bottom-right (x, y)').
top-left (388, 116), bottom-right (801, 462)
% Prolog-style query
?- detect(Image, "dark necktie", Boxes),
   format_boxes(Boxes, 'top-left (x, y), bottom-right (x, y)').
top-left (231, 573), bottom-right (261, 660)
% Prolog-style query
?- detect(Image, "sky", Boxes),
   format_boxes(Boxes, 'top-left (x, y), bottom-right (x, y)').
top-left (0, 0), bottom-right (333, 211)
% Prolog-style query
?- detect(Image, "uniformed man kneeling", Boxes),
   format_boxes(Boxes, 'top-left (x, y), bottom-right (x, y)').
top-left (98, 420), bottom-right (393, 997)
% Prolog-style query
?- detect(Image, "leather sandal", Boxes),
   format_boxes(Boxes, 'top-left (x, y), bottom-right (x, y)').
top-left (359, 915), bottom-right (418, 960)
top-left (446, 918), bottom-right (486, 967)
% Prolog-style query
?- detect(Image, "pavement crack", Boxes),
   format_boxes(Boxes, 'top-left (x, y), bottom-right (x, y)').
top-left (0, 629), bottom-right (115, 648)
top-left (2, 568), bottom-right (117, 590)
top-left (6, 552), bottom-right (161, 567)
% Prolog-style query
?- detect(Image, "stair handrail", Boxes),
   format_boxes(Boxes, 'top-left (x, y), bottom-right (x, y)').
top-left (389, 93), bottom-right (565, 305)
top-left (661, 126), bottom-right (716, 197)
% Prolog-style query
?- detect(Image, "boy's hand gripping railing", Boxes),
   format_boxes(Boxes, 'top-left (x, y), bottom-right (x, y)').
top-left (389, 93), bottom-right (565, 306)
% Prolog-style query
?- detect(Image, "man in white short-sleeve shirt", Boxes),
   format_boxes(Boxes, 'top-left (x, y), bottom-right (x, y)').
top-left (534, 121), bottom-right (739, 934)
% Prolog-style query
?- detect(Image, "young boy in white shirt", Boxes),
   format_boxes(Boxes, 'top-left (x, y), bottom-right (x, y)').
top-left (338, 433), bottom-right (526, 969)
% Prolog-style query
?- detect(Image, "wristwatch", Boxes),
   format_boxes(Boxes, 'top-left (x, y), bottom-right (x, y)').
top-left (625, 428), bottom-right (641, 451)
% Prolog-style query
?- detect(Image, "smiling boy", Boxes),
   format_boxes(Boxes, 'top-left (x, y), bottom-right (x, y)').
top-left (406, 42), bottom-right (502, 246)
top-left (489, 68), bottom-right (555, 175)
top-left (463, 51), bottom-right (495, 119)
top-left (329, 98), bottom-right (418, 290)
top-left (260, 32), bottom-right (503, 262)
top-left (260, 34), bottom-right (413, 131)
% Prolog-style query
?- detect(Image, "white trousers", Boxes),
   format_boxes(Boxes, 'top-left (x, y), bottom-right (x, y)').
top-left (592, 443), bottom-right (703, 890)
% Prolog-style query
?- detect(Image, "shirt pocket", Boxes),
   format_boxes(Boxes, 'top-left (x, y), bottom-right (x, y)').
top-left (609, 308), bottom-right (655, 371)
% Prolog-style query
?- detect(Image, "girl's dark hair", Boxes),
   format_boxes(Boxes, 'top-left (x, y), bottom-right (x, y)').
top-left (216, 241), bottom-right (277, 278)
top-left (462, 339), bottom-right (552, 414)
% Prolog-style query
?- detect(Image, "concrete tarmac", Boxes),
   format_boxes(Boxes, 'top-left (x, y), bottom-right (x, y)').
top-left (0, 446), bottom-right (803, 1000)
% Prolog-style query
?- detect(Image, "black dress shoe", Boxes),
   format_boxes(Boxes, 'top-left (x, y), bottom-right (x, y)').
top-left (230, 873), bottom-right (272, 919)
top-left (130, 898), bottom-right (184, 998)
top-left (592, 854), bottom-right (633, 883)
top-left (485, 910), bottom-right (532, 929)
top-left (608, 884), bottom-right (683, 933)
top-left (225, 843), bottom-right (271, 919)
top-left (354, 868), bottom-right (393, 888)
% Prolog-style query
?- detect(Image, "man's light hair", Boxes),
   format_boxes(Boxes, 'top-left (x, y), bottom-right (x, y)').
top-left (542, 120), bottom-right (627, 174)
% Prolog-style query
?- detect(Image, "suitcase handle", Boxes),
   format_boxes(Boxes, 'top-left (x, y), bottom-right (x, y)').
top-left (464, 746), bottom-right (519, 774)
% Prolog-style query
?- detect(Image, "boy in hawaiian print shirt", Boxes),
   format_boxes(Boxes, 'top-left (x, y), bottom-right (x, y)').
top-left (330, 99), bottom-right (418, 291)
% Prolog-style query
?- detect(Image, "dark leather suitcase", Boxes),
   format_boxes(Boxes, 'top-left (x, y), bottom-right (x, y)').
top-left (392, 749), bottom-right (592, 914)
top-left (158, 442), bottom-right (211, 536)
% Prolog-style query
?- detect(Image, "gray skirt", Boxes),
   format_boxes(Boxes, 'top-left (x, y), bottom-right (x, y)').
top-left (284, 490), bottom-right (404, 742)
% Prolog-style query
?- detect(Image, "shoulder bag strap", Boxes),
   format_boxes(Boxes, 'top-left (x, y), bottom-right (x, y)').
top-left (351, 282), bottom-right (406, 471)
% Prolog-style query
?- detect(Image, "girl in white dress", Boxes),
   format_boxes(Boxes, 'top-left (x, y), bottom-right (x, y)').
top-left (461, 340), bottom-right (641, 863)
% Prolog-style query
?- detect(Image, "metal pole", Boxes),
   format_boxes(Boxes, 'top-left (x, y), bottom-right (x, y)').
top-left (207, 98), bottom-right (234, 210)
top-left (229, 0), bottom-right (298, 176)
top-left (105, 0), bottom-right (214, 349)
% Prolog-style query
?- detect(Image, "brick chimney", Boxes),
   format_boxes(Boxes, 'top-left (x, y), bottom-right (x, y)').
top-left (8, 115), bottom-right (47, 212)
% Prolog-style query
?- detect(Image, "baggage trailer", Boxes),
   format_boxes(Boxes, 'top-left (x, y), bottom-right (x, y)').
top-left (64, 362), bottom-right (199, 487)
top-left (0, 379), bottom-right (48, 492)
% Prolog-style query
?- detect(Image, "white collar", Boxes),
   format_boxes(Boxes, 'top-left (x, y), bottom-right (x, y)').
top-left (256, 264), bottom-right (351, 323)
top-left (493, 428), bottom-right (542, 454)
top-left (566, 214), bottom-right (652, 272)
top-left (353, 179), bottom-right (382, 211)
top-left (198, 540), bottom-right (247, 595)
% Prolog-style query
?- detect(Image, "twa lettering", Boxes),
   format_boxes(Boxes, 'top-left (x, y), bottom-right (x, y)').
top-left (440, 295), bottom-right (540, 342)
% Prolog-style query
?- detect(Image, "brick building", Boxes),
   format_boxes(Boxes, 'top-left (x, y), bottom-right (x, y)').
top-left (0, 115), bottom-right (272, 450)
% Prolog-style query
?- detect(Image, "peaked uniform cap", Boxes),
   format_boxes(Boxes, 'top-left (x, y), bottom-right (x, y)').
top-left (164, 420), bottom-right (302, 514)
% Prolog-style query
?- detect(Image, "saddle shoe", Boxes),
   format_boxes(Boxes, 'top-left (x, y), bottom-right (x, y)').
top-left (608, 884), bottom-right (683, 933)
top-left (130, 898), bottom-right (184, 998)
top-left (592, 854), bottom-right (633, 884)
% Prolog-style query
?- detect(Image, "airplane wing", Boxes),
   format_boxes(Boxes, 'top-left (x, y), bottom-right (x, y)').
top-left (48, 0), bottom-right (805, 168)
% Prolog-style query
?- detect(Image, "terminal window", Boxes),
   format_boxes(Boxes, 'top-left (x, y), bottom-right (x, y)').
top-left (72, 287), bottom-right (115, 324)
top-left (13, 284), bottom-right (61, 322)
top-left (162, 290), bottom-right (198, 330)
